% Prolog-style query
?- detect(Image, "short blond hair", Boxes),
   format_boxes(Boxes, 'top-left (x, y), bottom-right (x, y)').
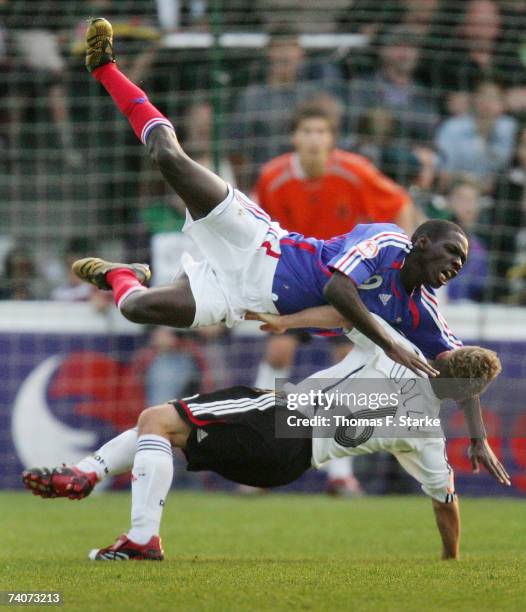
top-left (444, 346), bottom-right (502, 397)
top-left (447, 346), bottom-right (501, 379)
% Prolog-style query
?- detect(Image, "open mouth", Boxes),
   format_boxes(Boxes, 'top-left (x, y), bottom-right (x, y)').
top-left (438, 269), bottom-right (456, 284)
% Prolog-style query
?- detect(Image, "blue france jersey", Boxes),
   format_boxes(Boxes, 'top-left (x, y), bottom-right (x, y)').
top-left (272, 223), bottom-right (462, 359)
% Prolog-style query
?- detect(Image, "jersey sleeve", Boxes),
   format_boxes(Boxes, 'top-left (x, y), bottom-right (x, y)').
top-left (408, 287), bottom-right (463, 359)
top-left (327, 227), bottom-right (412, 286)
top-left (352, 158), bottom-right (411, 222)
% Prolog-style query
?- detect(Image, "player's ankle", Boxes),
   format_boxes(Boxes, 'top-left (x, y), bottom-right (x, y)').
top-left (75, 457), bottom-right (106, 481)
top-left (106, 268), bottom-right (138, 285)
top-left (92, 62), bottom-right (116, 79)
top-left (127, 529), bottom-right (157, 545)
top-left (106, 269), bottom-right (147, 310)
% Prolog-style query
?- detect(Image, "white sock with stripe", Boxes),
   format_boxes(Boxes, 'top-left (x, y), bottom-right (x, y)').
top-left (127, 435), bottom-right (174, 545)
top-left (75, 428), bottom-right (138, 480)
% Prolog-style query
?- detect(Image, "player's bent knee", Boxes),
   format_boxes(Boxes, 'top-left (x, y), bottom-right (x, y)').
top-left (137, 404), bottom-right (174, 436)
top-left (137, 404), bottom-right (190, 448)
top-left (137, 405), bottom-right (161, 431)
top-left (119, 292), bottom-right (153, 324)
top-left (119, 297), bottom-right (142, 323)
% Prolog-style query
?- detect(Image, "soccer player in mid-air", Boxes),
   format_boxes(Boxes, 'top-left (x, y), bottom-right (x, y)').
top-left (23, 315), bottom-right (510, 561)
top-left (74, 18), bottom-right (468, 380)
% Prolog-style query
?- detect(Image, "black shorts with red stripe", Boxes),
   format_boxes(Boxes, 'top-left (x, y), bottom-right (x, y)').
top-left (171, 386), bottom-right (312, 488)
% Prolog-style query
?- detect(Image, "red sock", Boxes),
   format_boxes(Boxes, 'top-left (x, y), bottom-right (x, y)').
top-left (92, 63), bottom-right (174, 144)
top-left (106, 269), bottom-right (147, 308)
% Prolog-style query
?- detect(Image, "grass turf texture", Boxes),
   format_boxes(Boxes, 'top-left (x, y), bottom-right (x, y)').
top-left (1, 492), bottom-right (524, 611)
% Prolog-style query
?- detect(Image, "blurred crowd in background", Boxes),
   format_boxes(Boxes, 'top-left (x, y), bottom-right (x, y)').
top-left (1, 0), bottom-right (526, 305)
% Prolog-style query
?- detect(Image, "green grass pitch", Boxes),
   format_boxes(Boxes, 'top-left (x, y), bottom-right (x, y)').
top-left (1, 491), bottom-right (525, 611)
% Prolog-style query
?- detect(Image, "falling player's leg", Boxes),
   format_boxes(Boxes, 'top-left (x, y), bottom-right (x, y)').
top-left (71, 256), bottom-right (197, 327)
top-left (75, 18), bottom-right (226, 328)
top-left (23, 426), bottom-right (140, 500)
top-left (116, 278), bottom-right (197, 327)
top-left (86, 18), bottom-right (227, 220)
top-left (72, 256), bottom-right (232, 329)
top-left (88, 405), bottom-right (191, 561)
top-left (23, 403), bottom-right (191, 561)
top-left (76, 19), bottom-right (281, 330)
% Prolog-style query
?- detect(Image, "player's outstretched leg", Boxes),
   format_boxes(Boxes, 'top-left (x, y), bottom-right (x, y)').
top-left (72, 258), bottom-right (151, 292)
top-left (86, 17), bottom-right (227, 221)
top-left (72, 256), bottom-right (197, 327)
top-left (23, 402), bottom-right (190, 560)
top-left (22, 427), bottom-right (139, 500)
top-left (81, 18), bottom-right (231, 329)
top-left (22, 466), bottom-right (98, 500)
top-left (89, 404), bottom-right (190, 561)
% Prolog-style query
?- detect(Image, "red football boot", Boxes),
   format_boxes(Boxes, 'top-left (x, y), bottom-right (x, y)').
top-left (89, 534), bottom-right (164, 561)
top-left (22, 465), bottom-right (98, 500)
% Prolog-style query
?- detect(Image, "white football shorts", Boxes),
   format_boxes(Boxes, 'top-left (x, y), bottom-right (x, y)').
top-left (180, 185), bottom-right (287, 328)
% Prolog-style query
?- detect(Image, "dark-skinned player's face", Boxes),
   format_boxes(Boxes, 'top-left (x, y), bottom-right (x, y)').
top-left (414, 231), bottom-right (468, 288)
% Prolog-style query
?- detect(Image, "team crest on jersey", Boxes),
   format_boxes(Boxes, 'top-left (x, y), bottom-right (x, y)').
top-left (356, 239), bottom-right (379, 259)
top-left (379, 293), bottom-right (392, 306)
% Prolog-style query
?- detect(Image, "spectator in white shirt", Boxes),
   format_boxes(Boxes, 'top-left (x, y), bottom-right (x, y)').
top-left (436, 80), bottom-right (517, 192)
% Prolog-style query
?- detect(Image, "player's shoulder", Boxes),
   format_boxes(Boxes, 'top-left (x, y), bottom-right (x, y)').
top-left (257, 153), bottom-right (294, 193)
top-left (259, 153), bottom-right (293, 178)
top-left (330, 149), bottom-right (375, 173)
top-left (347, 222), bottom-right (410, 243)
top-left (331, 149), bottom-right (372, 167)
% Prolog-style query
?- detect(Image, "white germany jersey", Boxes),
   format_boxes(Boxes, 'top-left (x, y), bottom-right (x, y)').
top-left (309, 315), bottom-right (443, 468)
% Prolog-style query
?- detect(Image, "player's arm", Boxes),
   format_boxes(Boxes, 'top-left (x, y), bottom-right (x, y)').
top-left (460, 395), bottom-right (511, 486)
top-left (246, 306), bottom-right (348, 333)
top-left (324, 271), bottom-right (438, 377)
top-left (248, 276), bottom-right (440, 377)
top-left (414, 298), bottom-right (510, 485)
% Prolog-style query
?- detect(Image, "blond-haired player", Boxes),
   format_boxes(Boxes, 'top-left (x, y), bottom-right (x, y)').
top-left (23, 316), bottom-right (508, 561)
